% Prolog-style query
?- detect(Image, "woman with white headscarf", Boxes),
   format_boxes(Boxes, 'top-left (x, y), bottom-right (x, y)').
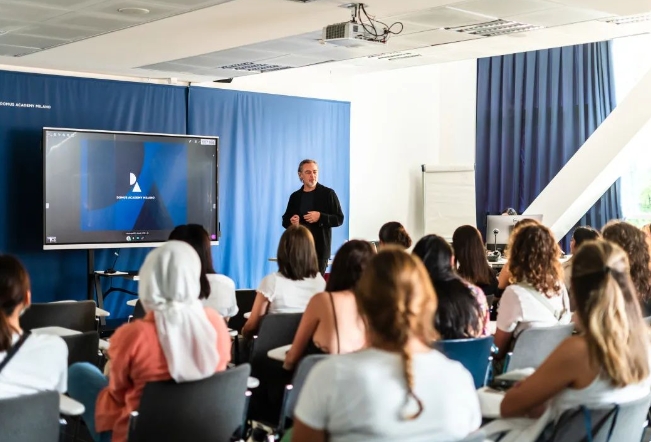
top-left (67, 241), bottom-right (232, 442)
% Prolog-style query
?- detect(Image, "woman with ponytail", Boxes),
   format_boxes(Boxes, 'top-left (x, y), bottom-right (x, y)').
top-left (291, 249), bottom-right (480, 442)
top-left (0, 255), bottom-right (68, 398)
top-left (494, 240), bottom-right (651, 439)
top-left (378, 221), bottom-right (412, 249)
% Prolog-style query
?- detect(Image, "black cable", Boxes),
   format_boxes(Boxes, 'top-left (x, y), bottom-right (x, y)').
top-left (358, 4), bottom-right (403, 42)
top-left (360, 4), bottom-right (381, 38)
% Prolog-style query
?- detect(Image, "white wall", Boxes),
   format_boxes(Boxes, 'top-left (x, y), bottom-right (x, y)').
top-left (205, 60), bottom-right (478, 242)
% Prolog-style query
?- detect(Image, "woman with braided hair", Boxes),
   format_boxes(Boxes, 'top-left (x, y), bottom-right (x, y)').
top-left (291, 248), bottom-right (481, 442)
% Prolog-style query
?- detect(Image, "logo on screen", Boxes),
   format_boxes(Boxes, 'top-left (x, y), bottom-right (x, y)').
top-left (129, 173), bottom-right (142, 193)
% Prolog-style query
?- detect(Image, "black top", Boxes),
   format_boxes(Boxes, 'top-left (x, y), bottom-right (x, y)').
top-left (282, 183), bottom-right (344, 266)
top-left (476, 271), bottom-right (499, 299)
top-left (299, 190), bottom-right (315, 217)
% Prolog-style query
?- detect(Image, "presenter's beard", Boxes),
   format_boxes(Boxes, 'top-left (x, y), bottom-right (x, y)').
top-left (303, 179), bottom-right (317, 188)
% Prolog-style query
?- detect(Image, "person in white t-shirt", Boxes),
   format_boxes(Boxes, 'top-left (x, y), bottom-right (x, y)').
top-left (495, 223), bottom-right (571, 361)
top-left (243, 225), bottom-right (325, 338)
top-left (0, 255), bottom-right (67, 399)
top-left (169, 224), bottom-right (238, 319)
top-left (484, 240), bottom-right (651, 441)
top-left (291, 249), bottom-right (481, 442)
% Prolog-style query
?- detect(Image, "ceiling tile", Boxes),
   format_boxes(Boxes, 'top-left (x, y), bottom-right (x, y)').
top-left (550, 0), bottom-right (651, 16)
top-left (201, 47), bottom-right (283, 64)
top-left (86, 1), bottom-right (181, 21)
top-left (509, 5), bottom-right (612, 26)
top-left (0, 3), bottom-right (68, 21)
top-left (52, 13), bottom-right (138, 31)
top-left (263, 53), bottom-right (335, 67)
top-left (393, 28), bottom-right (483, 46)
top-left (138, 0), bottom-right (232, 7)
top-left (17, 24), bottom-right (99, 40)
top-left (0, 43), bottom-right (38, 56)
top-left (0, 33), bottom-right (66, 49)
top-left (17, 0), bottom-right (105, 8)
top-left (397, 6), bottom-right (493, 29)
top-left (453, 0), bottom-right (556, 18)
top-left (169, 55), bottom-right (222, 68)
top-left (0, 18), bottom-right (30, 33)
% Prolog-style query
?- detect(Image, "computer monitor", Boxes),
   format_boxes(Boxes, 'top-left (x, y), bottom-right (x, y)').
top-left (485, 214), bottom-right (543, 251)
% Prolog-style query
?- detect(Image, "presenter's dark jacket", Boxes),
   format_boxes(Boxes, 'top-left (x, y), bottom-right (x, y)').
top-left (282, 183), bottom-right (344, 267)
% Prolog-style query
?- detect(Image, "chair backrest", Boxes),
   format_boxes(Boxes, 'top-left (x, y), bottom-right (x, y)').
top-left (250, 313), bottom-right (303, 371)
top-left (20, 301), bottom-right (97, 332)
top-left (433, 336), bottom-right (494, 388)
top-left (545, 394), bottom-right (651, 442)
top-left (129, 364), bottom-right (251, 442)
top-left (282, 355), bottom-right (328, 424)
top-left (228, 289), bottom-right (257, 333)
top-left (507, 324), bottom-right (574, 371)
top-left (61, 331), bottom-right (100, 366)
top-left (0, 391), bottom-right (60, 442)
top-left (132, 300), bottom-right (146, 321)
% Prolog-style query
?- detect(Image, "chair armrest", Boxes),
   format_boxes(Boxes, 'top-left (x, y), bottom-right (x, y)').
top-left (59, 394), bottom-right (85, 416)
top-left (99, 339), bottom-right (110, 351)
top-left (128, 411), bottom-right (139, 440)
top-left (503, 352), bottom-right (513, 374)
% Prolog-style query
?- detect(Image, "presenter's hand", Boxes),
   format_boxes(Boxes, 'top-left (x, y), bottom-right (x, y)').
top-left (304, 211), bottom-right (321, 223)
top-left (290, 215), bottom-right (300, 226)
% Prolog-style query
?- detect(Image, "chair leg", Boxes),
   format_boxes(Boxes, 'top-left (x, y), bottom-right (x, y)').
top-left (73, 416), bottom-right (80, 442)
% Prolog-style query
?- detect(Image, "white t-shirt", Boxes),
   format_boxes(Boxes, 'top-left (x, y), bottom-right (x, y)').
top-left (294, 348), bottom-right (481, 442)
top-left (202, 273), bottom-right (238, 318)
top-left (0, 332), bottom-right (68, 399)
top-left (497, 282), bottom-right (571, 336)
top-left (257, 272), bottom-right (325, 314)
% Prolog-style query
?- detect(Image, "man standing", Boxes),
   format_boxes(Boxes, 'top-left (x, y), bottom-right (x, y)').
top-left (282, 159), bottom-right (344, 274)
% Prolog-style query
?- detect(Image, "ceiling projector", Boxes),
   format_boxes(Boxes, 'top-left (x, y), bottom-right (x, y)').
top-left (322, 21), bottom-right (385, 48)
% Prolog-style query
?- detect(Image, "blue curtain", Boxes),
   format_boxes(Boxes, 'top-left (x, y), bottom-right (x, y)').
top-left (187, 88), bottom-right (350, 289)
top-left (475, 41), bottom-right (621, 248)
top-left (0, 70), bottom-right (186, 319)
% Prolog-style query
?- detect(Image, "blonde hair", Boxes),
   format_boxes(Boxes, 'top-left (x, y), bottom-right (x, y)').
top-left (355, 248), bottom-right (438, 420)
top-left (572, 240), bottom-right (650, 387)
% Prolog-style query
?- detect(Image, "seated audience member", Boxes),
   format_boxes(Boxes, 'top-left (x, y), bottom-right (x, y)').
top-left (378, 221), bottom-right (412, 249)
top-left (502, 207), bottom-right (518, 216)
top-left (494, 224), bottom-right (571, 360)
top-left (169, 224), bottom-right (238, 319)
top-left (497, 218), bottom-right (543, 290)
top-left (242, 225), bottom-right (325, 339)
top-left (291, 249), bottom-right (481, 442)
top-left (413, 235), bottom-right (489, 338)
top-left (642, 223), bottom-right (651, 239)
top-left (562, 226), bottom-right (600, 296)
top-left (452, 225), bottom-right (499, 298)
top-left (0, 255), bottom-right (68, 399)
top-left (67, 241), bottom-right (232, 442)
top-left (284, 240), bottom-right (374, 370)
top-left (495, 240), bottom-right (651, 440)
top-left (602, 221), bottom-right (651, 317)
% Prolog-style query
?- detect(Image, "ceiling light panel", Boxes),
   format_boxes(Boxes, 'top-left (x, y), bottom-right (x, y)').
top-left (449, 19), bottom-right (544, 36)
top-left (601, 13), bottom-right (651, 25)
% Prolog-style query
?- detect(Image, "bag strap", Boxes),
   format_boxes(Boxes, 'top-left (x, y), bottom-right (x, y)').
top-left (327, 292), bottom-right (340, 355)
top-left (0, 331), bottom-right (31, 374)
top-left (582, 406), bottom-right (593, 442)
top-left (517, 283), bottom-right (564, 321)
top-left (605, 405), bottom-right (620, 442)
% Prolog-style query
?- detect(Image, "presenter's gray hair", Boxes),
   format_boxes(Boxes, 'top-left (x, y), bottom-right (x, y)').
top-left (298, 159), bottom-right (318, 173)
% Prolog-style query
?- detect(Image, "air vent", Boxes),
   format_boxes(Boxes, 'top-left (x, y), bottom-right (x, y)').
top-left (220, 62), bottom-right (291, 73)
top-left (447, 19), bottom-right (543, 37)
top-left (601, 13), bottom-right (651, 25)
top-left (368, 51), bottom-right (422, 61)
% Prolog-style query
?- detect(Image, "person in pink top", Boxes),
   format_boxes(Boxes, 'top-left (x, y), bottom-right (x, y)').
top-left (68, 241), bottom-right (232, 442)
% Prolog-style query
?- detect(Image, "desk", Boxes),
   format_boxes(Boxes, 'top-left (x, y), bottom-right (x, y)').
top-left (126, 298), bottom-right (138, 307)
top-left (247, 377), bottom-right (260, 389)
top-left (32, 326), bottom-right (81, 337)
top-left (59, 394), bottom-right (85, 416)
top-left (94, 271), bottom-right (139, 327)
top-left (489, 321), bottom-right (497, 335)
top-left (488, 256), bottom-right (570, 269)
top-left (477, 387), bottom-right (504, 419)
top-left (267, 344), bottom-right (291, 362)
top-left (243, 312), bottom-right (251, 319)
